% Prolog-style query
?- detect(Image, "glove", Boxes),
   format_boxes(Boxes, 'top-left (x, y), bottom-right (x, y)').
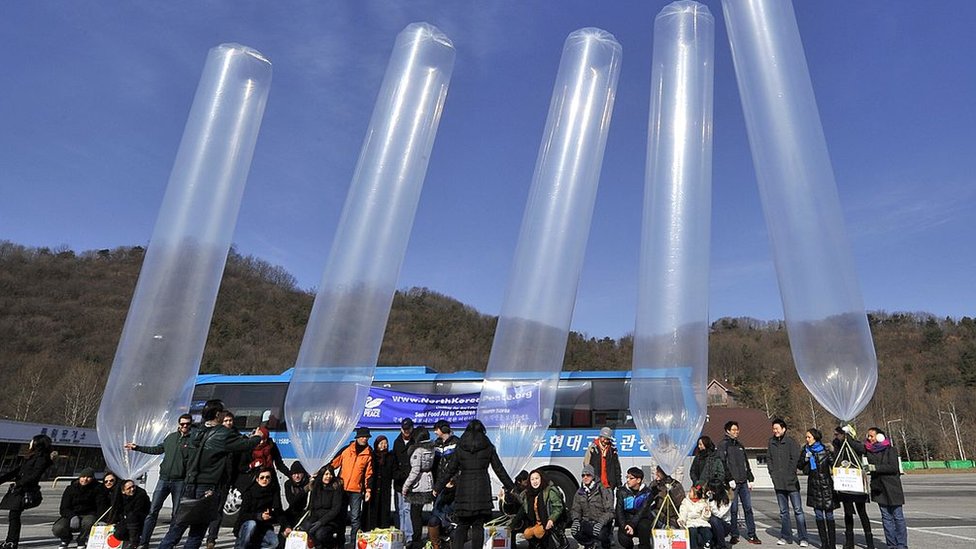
top-left (592, 521), bottom-right (603, 537)
top-left (728, 480), bottom-right (736, 490)
top-left (571, 520), bottom-right (581, 535)
top-left (867, 464), bottom-right (876, 472)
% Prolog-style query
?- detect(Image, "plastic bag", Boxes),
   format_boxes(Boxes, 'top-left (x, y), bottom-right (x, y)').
top-left (631, 1), bottom-right (714, 476)
top-left (97, 44), bottom-right (271, 479)
top-left (478, 28), bottom-right (622, 474)
top-left (284, 23), bottom-right (455, 474)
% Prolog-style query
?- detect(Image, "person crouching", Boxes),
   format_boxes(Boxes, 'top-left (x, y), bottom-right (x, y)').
top-left (235, 468), bottom-right (281, 549)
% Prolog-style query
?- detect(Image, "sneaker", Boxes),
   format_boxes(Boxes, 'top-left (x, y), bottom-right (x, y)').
top-left (747, 536), bottom-right (762, 545)
top-left (798, 542), bottom-right (808, 547)
top-left (777, 540), bottom-right (787, 546)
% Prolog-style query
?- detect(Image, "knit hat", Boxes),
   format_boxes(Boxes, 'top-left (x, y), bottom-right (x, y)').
top-left (581, 464), bottom-right (595, 477)
top-left (289, 461), bottom-right (307, 476)
top-left (78, 467), bottom-right (95, 478)
top-left (599, 426), bottom-right (614, 439)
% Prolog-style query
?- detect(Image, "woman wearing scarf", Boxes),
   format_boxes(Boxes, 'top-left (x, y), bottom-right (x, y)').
top-left (798, 428), bottom-right (839, 549)
top-left (235, 467), bottom-right (283, 549)
top-left (515, 470), bottom-right (567, 549)
top-left (307, 465), bottom-right (346, 549)
top-left (864, 427), bottom-right (907, 549)
top-left (583, 428), bottom-right (622, 491)
top-left (364, 435), bottom-right (395, 531)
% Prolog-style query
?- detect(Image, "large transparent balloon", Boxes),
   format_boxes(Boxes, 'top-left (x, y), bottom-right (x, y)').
top-left (284, 23), bottom-right (455, 475)
top-left (631, 1), bottom-right (713, 477)
top-left (722, 0), bottom-right (877, 421)
top-left (478, 28), bottom-right (621, 475)
top-left (97, 44), bottom-right (272, 479)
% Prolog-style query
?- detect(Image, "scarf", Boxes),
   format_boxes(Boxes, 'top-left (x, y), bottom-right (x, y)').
top-left (597, 438), bottom-right (612, 488)
top-left (865, 438), bottom-right (892, 454)
top-left (806, 441), bottom-right (824, 471)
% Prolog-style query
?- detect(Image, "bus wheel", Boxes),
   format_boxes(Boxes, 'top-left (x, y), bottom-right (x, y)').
top-left (544, 469), bottom-right (577, 510)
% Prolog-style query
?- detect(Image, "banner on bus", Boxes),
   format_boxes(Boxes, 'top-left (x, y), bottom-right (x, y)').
top-left (358, 386), bottom-right (540, 428)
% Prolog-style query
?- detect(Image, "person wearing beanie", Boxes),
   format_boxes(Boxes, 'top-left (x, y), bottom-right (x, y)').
top-left (570, 464), bottom-right (614, 549)
top-left (615, 467), bottom-right (653, 549)
top-left (53, 468), bottom-right (109, 549)
top-left (281, 461), bottom-right (310, 539)
top-left (583, 427), bottom-right (622, 490)
top-left (331, 426), bottom-right (374, 536)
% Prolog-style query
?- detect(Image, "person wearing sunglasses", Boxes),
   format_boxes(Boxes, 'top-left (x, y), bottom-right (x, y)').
top-left (110, 480), bottom-right (151, 549)
top-left (123, 413), bottom-right (195, 547)
top-left (234, 468), bottom-right (282, 549)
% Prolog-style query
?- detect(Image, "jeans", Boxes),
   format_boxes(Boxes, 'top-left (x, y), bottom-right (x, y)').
top-left (206, 487), bottom-right (229, 542)
top-left (348, 492), bottom-right (364, 535)
top-left (730, 483), bottom-right (757, 539)
top-left (813, 508), bottom-right (834, 521)
top-left (877, 504), bottom-right (908, 549)
top-left (708, 516), bottom-right (731, 549)
top-left (235, 519), bottom-right (278, 549)
top-left (141, 477), bottom-right (184, 545)
top-left (158, 484), bottom-right (216, 549)
top-left (396, 492), bottom-right (413, 540)
top-left (775, 489), bottom-right (808, 542)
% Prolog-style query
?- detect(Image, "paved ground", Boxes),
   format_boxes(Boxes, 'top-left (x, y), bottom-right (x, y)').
top-left (5, 472), bottom-right (974, 548)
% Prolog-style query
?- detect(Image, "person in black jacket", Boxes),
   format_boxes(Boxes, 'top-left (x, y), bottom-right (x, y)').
top-left (53, 468), bottom-right (109, 549)
top-left (768, 419), bottom-right (809, 546)
top-left (799, 428), bottom-right (839, 549)
top-left (1, 434), bottom-right (54, 549)
top-left (717, 421), bottom-right (760, 545)
top-left (689, 435), bottom-right (726, 489)
top-left (100, 472), bottom-right (121, 518)
top-left (364, 435), bottom-right (395, 531)
top-left (235, 468), bottom-right (282, 549)
top-left (124, 413), bottom-right (194, 546)
top-left (306, 466), bottom-right (346, 549)
top-left (832, 427), bottom-right (874, 549)
top-left (158, 399), bottom-right (262, 549)
top-left (433, 419), bottom-right (514, 549)
top-left (392, 418), bottom-right (415, 540)
top-left (281, 461), bottom-right (310, 535)
top-left (614, 467), bottom-right (653, 549)
top-left (428, 421), bottom-right (459, 547)
top-left (583, 427), bottom-right (622, 491)
top-left (110, 480), bottom-right (151, 549)
top-left (864, 427), bottom-right (907, 549)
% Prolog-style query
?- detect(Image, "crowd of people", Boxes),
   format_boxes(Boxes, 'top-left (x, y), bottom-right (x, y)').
top-left (0, 407), bottom-right (909, 549)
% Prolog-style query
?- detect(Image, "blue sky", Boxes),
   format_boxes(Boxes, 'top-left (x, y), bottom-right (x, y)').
top-left (2, 1), bottom-right (973, 340)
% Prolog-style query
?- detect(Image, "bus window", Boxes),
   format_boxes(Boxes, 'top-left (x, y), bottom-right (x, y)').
top-left (552, 381), bottom-right (592, 428)
top-left (190, 383), bottom-right (287, 431)
top-left (591, 379), bottom-right (634, 427)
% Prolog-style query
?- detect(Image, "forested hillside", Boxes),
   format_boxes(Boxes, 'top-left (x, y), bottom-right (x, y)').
top-left (1, 241), bottom-right (972, 460)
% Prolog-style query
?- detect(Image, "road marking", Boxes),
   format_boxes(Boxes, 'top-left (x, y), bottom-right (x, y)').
top-left (870, 519), bottom-right (976, 541)
top-left (913, 509), bottom-right (970, 521)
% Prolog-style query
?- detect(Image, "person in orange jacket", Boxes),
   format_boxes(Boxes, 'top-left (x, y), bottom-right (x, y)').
top-left (331, 427), bottom-right (374, 536)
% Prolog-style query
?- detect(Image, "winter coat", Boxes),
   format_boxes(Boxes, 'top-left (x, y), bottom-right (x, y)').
top-left (364, 448), bottom-right (395, 530)
top-left (864, 442), bottom-right (905, 506)
top-left (434, 430), bottom-right (514, 520)
top-left (111, 486), bottom-right (151, 528)
top-left (569, 480), bottom-right (614, 526)
top-left (331, 442), bottom-right (373, 494)
top-left (403, 441), bottom-right (435, 505)
top-left (717, 435), bottom-right (754, 483)
top-left (0, 452), bottom-right (53, 511)
top-left (282, 475), bottom-right (310, 529)
top-left (244, 439), bottom-right (290, 479)
top-left (519, 485), bottom-right (565, 526)
top-left (187, 424), bottom-right (261, 486)
top-left (308, 480), bottom-right (345, 529)
top-left (392, 433), bottom-right (414, 492)
top-left (767, 435), bottom-right (802, 492)
top-left (709, 500), bottom-right (731, 523)
top-left (677, 497), bottom-right (711, 529)
top-left (832, 434), bottom-right (869, 503)
top-left (650, 477), bottom-right (685, 528)
top-left (434, 434), bottom-right (460, 486)
top-left (59, 480), bottom-right (108, 518)
top-left (132, 430), bottom-right (193, 481)
top-left (235, 480), bottom-right (283, 534)
top-left (583, 439), bottom-right (622, 489)
top-left (798, 443), bottom-right (839, 511)
top-left (614, 484), bottom-right (653, 529)
top-left (689, 448), bottom-right (727, 488)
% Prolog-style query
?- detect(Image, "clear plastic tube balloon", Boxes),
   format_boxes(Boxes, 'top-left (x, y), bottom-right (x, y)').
top-left (96, 44), bottom-right (272, 479)
top-left (284, 23), bottom-right (455, 474)
top-left (722, 0), bottom-right (877, 421)
top-left (478, 28), bottom-right (621, 475)
top-left (631, 1), bottom-right (714, 477)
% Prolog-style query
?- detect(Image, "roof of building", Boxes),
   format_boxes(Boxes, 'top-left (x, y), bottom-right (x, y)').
top-left (701, 407), bottom-right (772, 450)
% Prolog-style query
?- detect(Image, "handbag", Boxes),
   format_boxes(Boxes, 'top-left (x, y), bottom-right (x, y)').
top-left (0, 484), bottom-right (42, 511)
top-left (173, 428), bottom-right (223, 526)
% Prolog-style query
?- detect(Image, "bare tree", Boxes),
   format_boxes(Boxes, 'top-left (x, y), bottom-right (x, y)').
top-left (59, 362), bottom-right (104, 427)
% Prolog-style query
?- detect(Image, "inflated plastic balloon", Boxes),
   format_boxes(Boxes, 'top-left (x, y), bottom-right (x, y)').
top-left (478, 28), bottom-right (621, 475)
top-left (97, 44), bottom-right (272, 479)
top-left (722, 0), bottom-right (877, 421)
top-left (631, 1), bottom-right (714, 477)
top-left (284, 23), bottom-right (455, 475)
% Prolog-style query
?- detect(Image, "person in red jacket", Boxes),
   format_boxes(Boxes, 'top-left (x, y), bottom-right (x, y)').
top-left (331, 427), bottom-right (373, 536)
